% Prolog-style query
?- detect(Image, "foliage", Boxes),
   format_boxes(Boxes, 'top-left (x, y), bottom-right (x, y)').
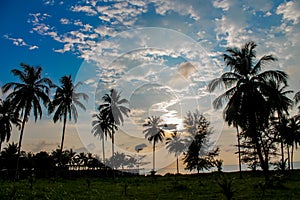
top-left (105, 152), bottom-right (138, 171)
top-left (98, 89), bottom-right (130, 169)
top-left (143, 115), bottom-right (165, 173)
top-left (0, 99), bottom-right (21, 149)
top-left (49, 75), bottom-right (88, 152)
top-left (183, 111), bottom-right (219, 173)
top-left (208, 41), bottom-right (290, 181)
top-left (165, 131), bottom-right (190, 173)
top-left (1, 63), bottom-right (53, 179)
top-left (1, 171), bottom-right (300, 199)
top-left (218, 176), bottom-right (234, 200)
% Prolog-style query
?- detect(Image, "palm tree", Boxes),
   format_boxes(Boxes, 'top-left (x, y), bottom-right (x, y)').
top-left (2, 63), bottom-right (52, 178)
top-left (98, 89), bottom-right (130, 165)
top-left (294, 91), bottom-right (300, 105)
top-left (265, 80), bottom-right (293, 169)
top-left (273, 116), bottom-right (291, 170)
top-left (1, 142), bottom-right (19, 170)
top-left (143, 116), bottom-right (165, 174)
top-left (287, 116), bottom-right (300, 170)
top-left (49, 75), bottom-right (88, 154)
top-left (91, 111), bottom-right (116, 165)
top-left (0, 99), bottom-right (21, 151)
top-left (208, 41), bottom-right (288, 181)
top-left (165, 131), bottom-right (188, 174)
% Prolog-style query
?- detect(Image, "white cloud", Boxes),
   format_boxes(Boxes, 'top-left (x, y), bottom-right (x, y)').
top-left (214, 12), bottom-right (250, 47)
top-left (94, 26), bottom-right (118, 37)
top-left (264, 11), bottom-right (272, 17)
top-left (28, 13), bottom-right (51, 24)
top-left (151, 0), bottom-right (200, 21)
top-left (60, 18), bottom-right (70, 24)
top-left (213, 0), bottom-right (230, 11)
top-left (276, 1), bottom-right (300, 25)
top-left (29, 45), bottom-right (39, 50)
top-left (4, 35), bottom-right (39, 50)
top-left (71, 5), bottom-right (97, 16)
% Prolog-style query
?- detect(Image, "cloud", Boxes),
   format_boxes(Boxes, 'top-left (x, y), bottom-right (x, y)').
top-left (29, 45), bottom-right (39, 50)
top-left (3, 35), bottom-right (39, 50)
top-left (276, 1), bottom-right (300, 25)
top-left (60, 18), bottom-right (70, 24)
top-left (151, 0), bottom-right (201, 21)
top-left (213, 0), bottom-right (230, 11)
top-left (30, 140), bottom-right (58, 152)
top-left (71, 5), bottom-right (97, 16)
top-left (28, 13), bottom-right (51, 24)
top-left (168, 62), bottom-right (196, 88)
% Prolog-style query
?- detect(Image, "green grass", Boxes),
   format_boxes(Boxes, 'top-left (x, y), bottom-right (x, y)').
top-left (1, 171), bottom-right (300, 199)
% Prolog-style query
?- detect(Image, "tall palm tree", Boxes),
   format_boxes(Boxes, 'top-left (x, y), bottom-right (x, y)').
top-left (91, 111), bottom-right (116, 165)
top-left (208, 41), bottom-right (288, 181)
top-left (165, 131), bottom-right (188, 174)
top-left (0, 99), bottom-right (21, 151)
top-left (98, 89), bottom-right (130, 163)
top-left (265, 80), bottom-right (293, 169)
top-left (287, 116), bottom-right (300, 170)
top-left (2, 63), bottom-right (52, 178)
top-left (49, 75), bottom-right (88, 153)
top-left (143, 116), bottom-right (165, 173)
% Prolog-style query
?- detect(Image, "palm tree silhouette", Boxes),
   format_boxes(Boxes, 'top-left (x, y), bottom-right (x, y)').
top-left (2, 63), bottom-right (52, 178)
top-left (165, 131), bottom-right (188, 174)
top-left (143, 116), bottom-right (165, 174)
top-left (91, 111), bottom-right (116, 166)
top-left (1, 142), bottom-right (19, 170)
top-left (288, 116), bottom-right (300, 170)
top-left (49, 75), bottom-right (88, 154)
top-left (266, 79), bottom-right (293, 170)
top-left (0, 99), bottom-right (21, 151)
top-left (208, 41), bottom-right (288, 180)
top-left (98, 89), bottom-right (130, 168)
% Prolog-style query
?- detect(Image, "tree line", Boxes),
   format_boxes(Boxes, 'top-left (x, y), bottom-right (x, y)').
top-left (1, 42), bottom-right (300, 181)
top-left (208, 41), bottom-right (300, 181)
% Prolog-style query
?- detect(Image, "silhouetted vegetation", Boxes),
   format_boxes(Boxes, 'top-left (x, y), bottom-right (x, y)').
top-left (1, 40), bottom-right (300, 200)
top-left (208, 41), bottom-right (300, 181)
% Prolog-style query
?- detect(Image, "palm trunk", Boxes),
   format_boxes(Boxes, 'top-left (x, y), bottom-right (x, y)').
top-left (111, 132), bottom-right (115, 169)
top-left (60, 114), bottom-right (67, 153)
top-left (0, 142), bottom-right (2, 170)
top-left (176, 156), bottom-right (179, 174)
top-left (287, 145), bottom-right (290, 170)
top-left (254, 136), bottom-right (269, 180)
top-left (153, 142), bottom-right (155, 173)
top-left (249, 112), bottom-right (269, 181)
top-left (291, 143), bottom-right (294, 170)
top-left (280, 139), bottom-right (285, 171)
top-left (15, 111), bottom-right (28, 180)
top-left (236, 126), bottom-right (242, 178)
top-left (102, 136), bottom-right (105, 165)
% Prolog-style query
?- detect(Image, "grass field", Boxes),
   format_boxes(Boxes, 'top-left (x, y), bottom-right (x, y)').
top-left (1, 171), bottom-right (300, 199)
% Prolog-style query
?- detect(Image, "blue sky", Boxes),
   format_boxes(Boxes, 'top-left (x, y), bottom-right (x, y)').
top-left (1, 0), bottom-right (300, 173)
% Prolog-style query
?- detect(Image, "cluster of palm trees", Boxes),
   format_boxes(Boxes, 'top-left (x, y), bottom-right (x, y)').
top-left (0, 143), bottom-right (109, 178)
top-left (91, 88), bottom-right (130, 169)
top-left (208, 41), bottom-right (300, 181)
top-left (0, 63), bottom-right (88, 179)
top-left (141, 110), bottom-right (220, 175)
top-left (1, 41), bottom-right (300, 180)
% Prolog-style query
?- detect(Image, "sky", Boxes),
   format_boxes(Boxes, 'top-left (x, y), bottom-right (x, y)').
top-left (1, 0), bottom-right (300, 174)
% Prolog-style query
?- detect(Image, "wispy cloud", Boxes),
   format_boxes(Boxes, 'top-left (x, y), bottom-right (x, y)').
top-left (3, 35), bottom-right (39, 50)
top-left (276, 1), bottom-right (300, 25)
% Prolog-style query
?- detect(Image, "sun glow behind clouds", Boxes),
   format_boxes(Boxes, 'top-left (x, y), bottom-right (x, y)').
top-left (75, 27), bottom-right (224, 171)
